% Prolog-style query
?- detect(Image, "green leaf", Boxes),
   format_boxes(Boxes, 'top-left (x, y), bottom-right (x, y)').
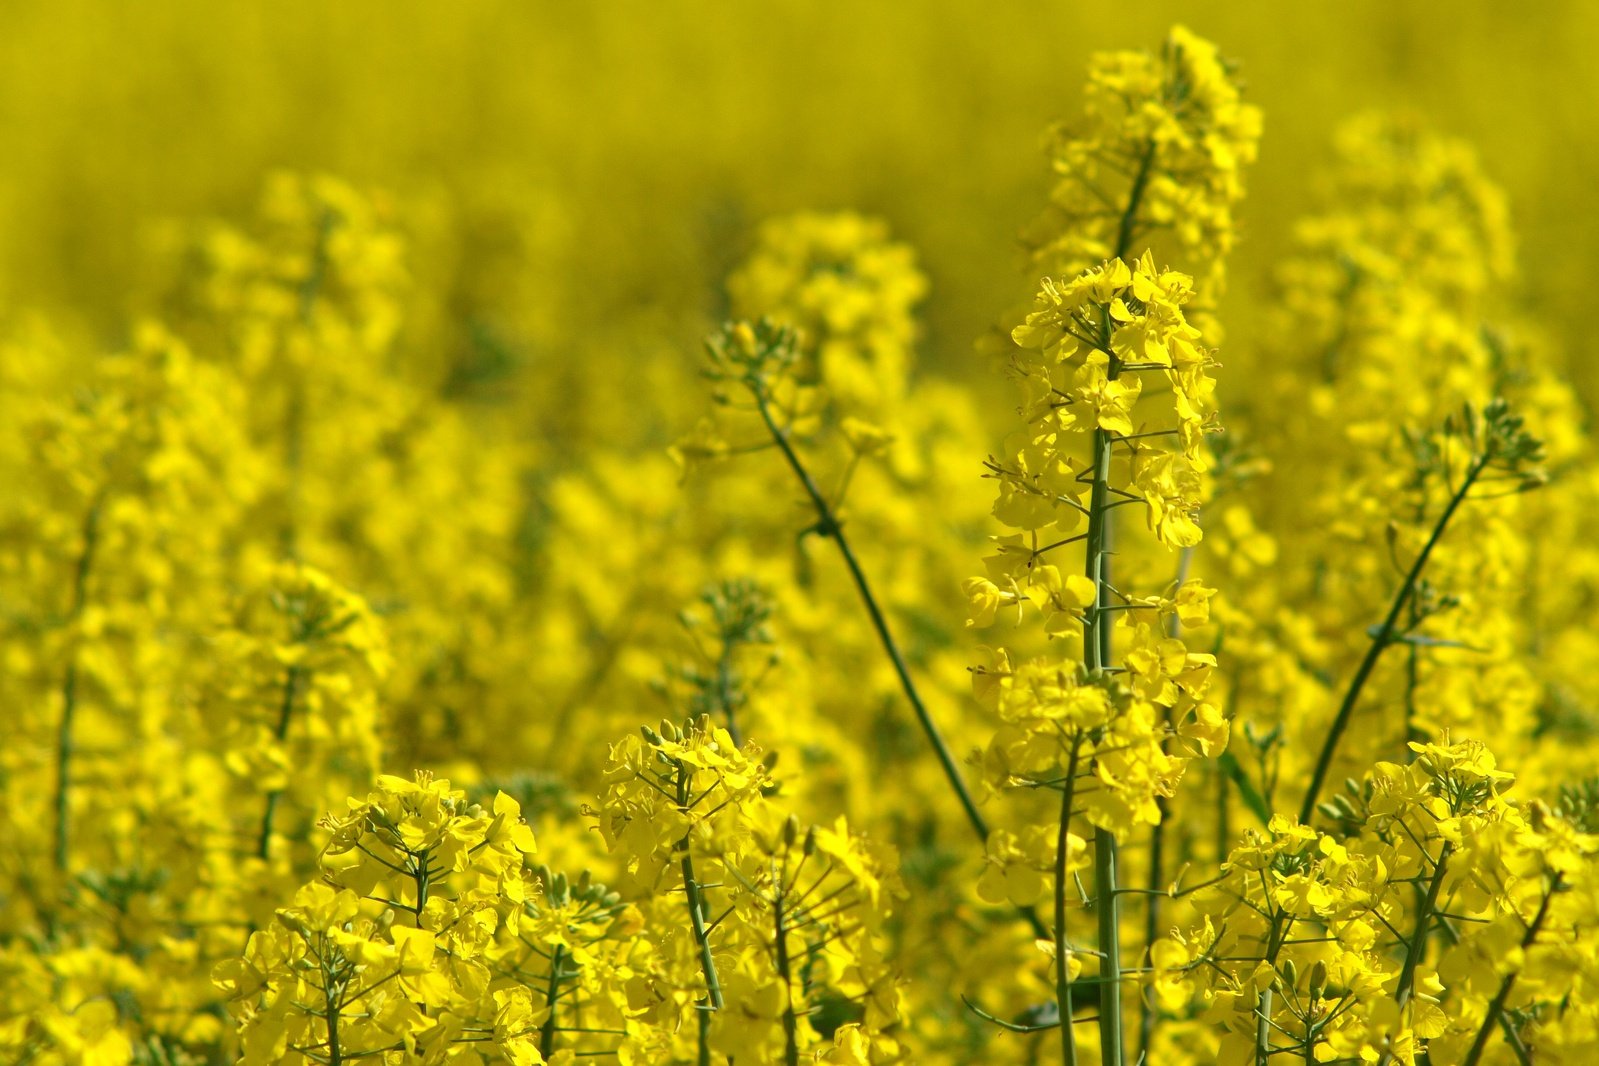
top-left (1218, 751), bottom-right (1272, 826)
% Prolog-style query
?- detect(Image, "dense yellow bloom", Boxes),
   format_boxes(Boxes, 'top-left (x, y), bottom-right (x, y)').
top-left (1, 13), bottom-right (1597, 1066)
top-left (1024, 26), bottom-right (1262, 315)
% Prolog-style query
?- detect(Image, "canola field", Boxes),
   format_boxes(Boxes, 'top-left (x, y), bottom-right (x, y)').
top-left (4, 4), bottom-right (1599, 1064)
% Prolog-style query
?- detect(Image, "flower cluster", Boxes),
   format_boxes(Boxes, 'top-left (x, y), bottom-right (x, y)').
top-left (594, 717), bottom-right (904, 1064)
top-left (216, 772), bottom-right (544, 1063)
top-left (5, 16), bottom-right (1599, 1066)
top-left (1023, 26), bottom-right (1262, 310)
top-left (1153, 741), bottom-right (1599, 1064)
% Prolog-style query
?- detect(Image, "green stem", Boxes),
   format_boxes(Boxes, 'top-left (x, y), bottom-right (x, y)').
top-left (750, 386), bottom-right (1047, 942)
top-left (1435, 899), bottom-right (1535, 1066)
top-left (1071, 140), bottom-right (1151, 1066)
top-left (539, 943), bottom-right (565, 1058)
top-left (1299, 456), bottom-right (1488, 823)
top-left (677, 763), bottom-right (724, 1013)
top-left (1092, 828), bottom-right (1124, 1066)
top-left (1215, 757), bottom-right (1231, 864)
top-left (774, 870), bottom-right (800, 1066)
top-left (257, 664), bottom-right (306, 860)
top-left (1083, 359), bottom-right (1123, 1066)
top-left (1094, 138), bottom-right (1153, 675)
top-left (281, 210), bottom-right (334, 558)
top-left (1403, 594), bottom-right (1424, 754)
top-left (1139, 547), bottom-right (1192, 1061)
top-left (1461, 874), bottom-right (1560, 1066)
top-left (1256, 914), bottom-right (1293, 1065)
top-left (682, 855), bottom-right (723, 1011)
top-left (53, 497), bottom-right (103, 878)
top-left (1373, 841), bottom-right (1454, 1065)
top-left (413, 846), bottom-right (431, 914)
top-left (1055, 738), bottom-right (1085, 1066)
top-left (325, 973), bottom-right (344, 1066)
top-left (1254, 984), bottom-right (1273, 1066)
top-left (715, 644), bottom-right (742, 748)
top-left (1394, 842), bottom-right (1452, 1010)
top-left (1114, 143), bottom-right (1157, 264)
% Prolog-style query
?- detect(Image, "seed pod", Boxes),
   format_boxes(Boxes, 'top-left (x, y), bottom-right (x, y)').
top-left (1308, 961), bottom-right (1328, 999)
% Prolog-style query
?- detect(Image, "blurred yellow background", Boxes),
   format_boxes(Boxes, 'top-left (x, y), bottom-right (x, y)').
top-left (2, 0), bottom-right (1594, 401)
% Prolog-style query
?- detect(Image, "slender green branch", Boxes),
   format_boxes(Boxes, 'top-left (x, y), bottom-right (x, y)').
top-left (1114, 143), bottom-right (1157, 263)
top-left (681, 853), bottom-right (724, 1013)
top-left (676, 762), bottom-right (724, 1018)
top-left (1371, 841), bottom-right (1455, 1063)
top-left (1255, 916), bottom-right (1293, 1065)
top-left (1083, 378), bottom-right (1124, 1066)
top-left (773, 867), bottom-right (800, 1066)
top-left (748, 385), bottom-right (1048, 943)
top-left (1092, 828), bottom-right (1124, 1066)
top-left (539, 943), bottom-right (565, 1058)
top-left (1254, 983), bottom-right (1273, 1066)
top-left (1299, 455), bottom-right (1489, 823)
top-left (1394, 842), bottom-right (1451, 1010)
top-left (1056, 738), bottom-right (1085, 1066)
top-left (1093, 137), bottom-right (1155, 676)
top-left (1461, 874), bottom-right (1560, 1066)
top-left (257, 664), bottom-right (306, 860)
top-left (1139, 546), bottom-right (1193, 1060)
top-left (714, 639), bottom-right (743, 748)
top-left (53, 495), bottom-right (104, 878)
top-left (324, 970), bottom-right (345, 1066)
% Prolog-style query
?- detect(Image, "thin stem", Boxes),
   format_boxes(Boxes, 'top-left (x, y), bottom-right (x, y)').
top-left (1114, 143), bottom-right (1157, 262)
top-left (257, 664), bottom-right (306, 860)
top-left (697, 1009), bottom-right (713, 1066)
top-left (1403, 594), bottom-right (1424, 754)
top-left (1083, 425), bottom-right (1115, 674)
top-left (677, 763), bottom-right (724, 1013)
top-left (682, 854), bottom-right (723, 1012)
top-left (1138, 546), bottom-right (1193, 1060)
top-left (54, 496), bottom-right (104, 877)
top-left (1092, 135), bottom-right (1154, 680)
top-left (1083, 365), bottom-right (1124, 1066)
top-left (281, 210), bottom-right (334, 559)
top-left (1254, 984), bottom-right (1273, 1066)
top-left (715, 640), bottom-right (743, 748)
top-left (1299, 455), bottom-right (1489, 823)
top-left (1215, 756), bottom-right (1231, 864)
top-left (774, 869), bottom-right (800, 1066)
top-left (1461, 874), bottom-right (1561, 1066)
top-left (749, 385), bottom-right (1047, 943)
top-left (540, 943), bottom-right (565, 1058)
top-left (325, 973), bottom-right (344, 1066)
top-left (1093, 828), bottom-right (1124, 1066)
top-left (1395, 842), bottom-right (1451, 1009)
top-left (1256, 914), bottom-right (1294, 1065)
top-left (1056, 738), bottom-right (1085, 1066)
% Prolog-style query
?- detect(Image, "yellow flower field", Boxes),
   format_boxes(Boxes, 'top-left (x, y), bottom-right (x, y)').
top-left (4, 5), bottom-right (1599, 1064)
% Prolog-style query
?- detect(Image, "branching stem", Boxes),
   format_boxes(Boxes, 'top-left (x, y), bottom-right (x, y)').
top-left (1461, 874), bottom-right (1561, 1066)
top-left (748, 384), bottom-right (1048, 941)
top-left (1299, 455), bottom-right (1489, 823)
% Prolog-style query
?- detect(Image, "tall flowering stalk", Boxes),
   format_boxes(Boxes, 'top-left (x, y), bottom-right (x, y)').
top-left (969, 254), bottom-right (1229, 1065)
top-left (966, 27), bottom-right (1257, 1065)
